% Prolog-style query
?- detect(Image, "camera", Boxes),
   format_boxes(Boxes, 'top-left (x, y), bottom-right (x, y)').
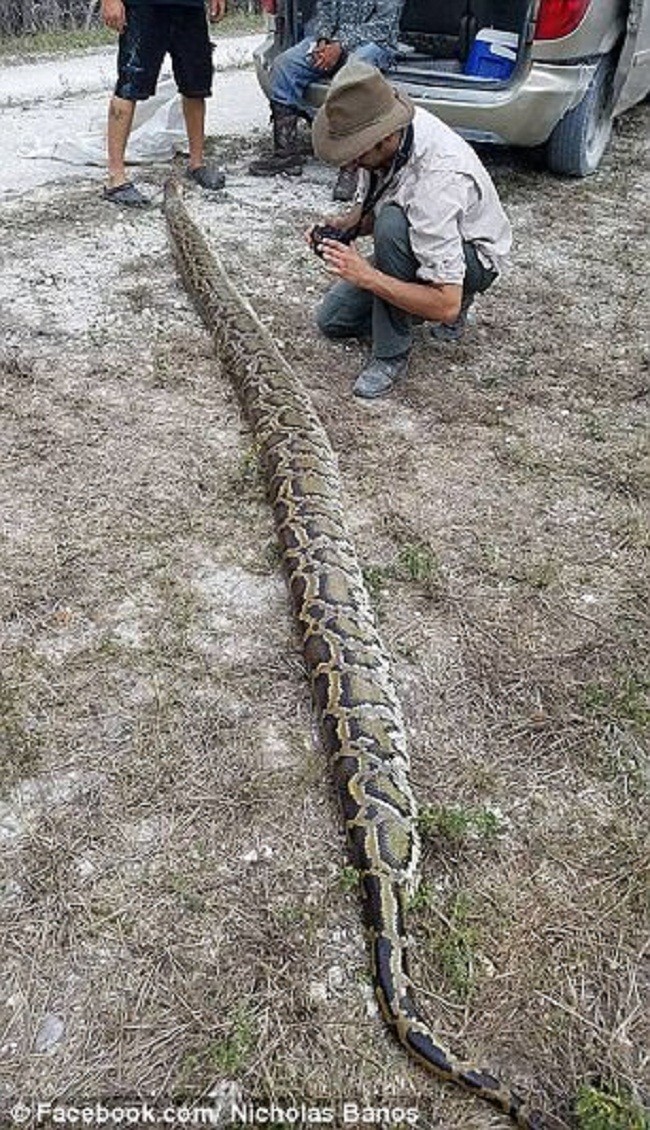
top-left (310, 224), bottom-right (357, 257)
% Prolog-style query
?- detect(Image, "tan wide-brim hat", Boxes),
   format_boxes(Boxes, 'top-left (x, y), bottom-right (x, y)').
top-left (313, 59), bottom-right (415, 167)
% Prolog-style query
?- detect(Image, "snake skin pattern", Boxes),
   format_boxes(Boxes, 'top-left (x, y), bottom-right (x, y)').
top-left (164, 181), bottom-right (543, 1130)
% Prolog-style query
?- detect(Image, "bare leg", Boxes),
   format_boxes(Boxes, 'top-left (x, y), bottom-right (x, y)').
top-left (182, 96), bottom-right (205, 170)
top-left (107, 95), bottom-right (136, 187)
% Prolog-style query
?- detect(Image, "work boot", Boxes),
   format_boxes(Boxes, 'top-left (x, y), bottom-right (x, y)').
top-left (249, 101), bottom-right (303, 177)
top-left (332, 166), bottom-right (358, 202)
top-left (352, 353), bottom-right (410, 399)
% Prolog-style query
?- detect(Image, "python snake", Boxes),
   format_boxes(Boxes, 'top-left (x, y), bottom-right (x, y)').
top-left (163, 180), bottom-right (543, 1130)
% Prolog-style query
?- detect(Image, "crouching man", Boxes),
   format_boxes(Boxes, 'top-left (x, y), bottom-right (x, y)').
top-left (310, 60), bottom-right (512, 398)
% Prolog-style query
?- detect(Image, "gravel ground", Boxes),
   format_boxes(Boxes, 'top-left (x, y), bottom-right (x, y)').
top-left (0, 51), bottom-right (648, 1130)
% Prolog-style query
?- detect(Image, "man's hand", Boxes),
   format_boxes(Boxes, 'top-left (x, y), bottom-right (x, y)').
top-left (312, 40), bottom-right (343, 71)
top-left (320, 239), bottom-right (376, 288)
top-left (101, 0), bottom-right (126, 33)
top-left (304, 204), bottom-right (362, 247)
top-left (209, 0), bottom-right (226, 22)
top-left (303, 203), bottom-right (362, 246)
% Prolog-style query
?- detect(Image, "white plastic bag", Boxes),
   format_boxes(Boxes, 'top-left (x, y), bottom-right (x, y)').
top-left (22, 76), bottom-right (186, 167)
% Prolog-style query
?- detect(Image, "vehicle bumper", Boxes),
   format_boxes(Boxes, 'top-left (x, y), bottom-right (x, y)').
top-left (253, 37), bottom-right (276, 102)
top-left (402, 61), bottom-right (601, 146)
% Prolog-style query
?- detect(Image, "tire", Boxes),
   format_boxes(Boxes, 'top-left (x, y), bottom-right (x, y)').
top-left (546, 54), bottom-right (615, 177)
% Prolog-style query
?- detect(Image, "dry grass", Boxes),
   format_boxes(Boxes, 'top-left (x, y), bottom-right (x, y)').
top-left (0, 103), bottom-right (648, 1130)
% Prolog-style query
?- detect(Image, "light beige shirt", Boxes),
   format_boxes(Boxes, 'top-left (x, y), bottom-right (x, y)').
top-left (362, 107), bottom-right (512, 285)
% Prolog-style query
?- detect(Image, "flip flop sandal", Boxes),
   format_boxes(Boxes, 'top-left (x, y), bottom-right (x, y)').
top-left (102, 181), bottom-right (150, 208)
top-left (186, 164), bottom-right (226, 191)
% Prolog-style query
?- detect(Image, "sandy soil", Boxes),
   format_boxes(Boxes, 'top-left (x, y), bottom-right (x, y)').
top-left (0, 52), bottom-right (648, 1130)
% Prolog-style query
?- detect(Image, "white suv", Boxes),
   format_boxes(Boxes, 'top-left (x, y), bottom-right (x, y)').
top-left (254, 0), bottom-right (650, 175)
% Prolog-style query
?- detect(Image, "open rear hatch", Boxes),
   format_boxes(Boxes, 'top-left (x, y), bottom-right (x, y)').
top-left (394, 0), bottom-right (536, 88)
top-left (291, 0), bottom-right (536, 88)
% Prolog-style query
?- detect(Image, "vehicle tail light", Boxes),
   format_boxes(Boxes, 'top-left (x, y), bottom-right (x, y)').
top-left (535, 0), bottom-right (590, 39)
top-left (260, 0), bottom-right (277, 12)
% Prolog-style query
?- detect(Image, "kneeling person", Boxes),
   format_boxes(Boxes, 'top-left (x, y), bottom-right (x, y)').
top-left (311, 60), bottom-right (512, 398)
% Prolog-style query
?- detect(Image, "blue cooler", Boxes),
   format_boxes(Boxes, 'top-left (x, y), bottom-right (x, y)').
top-left (464, 28), bottom-right (518, 79)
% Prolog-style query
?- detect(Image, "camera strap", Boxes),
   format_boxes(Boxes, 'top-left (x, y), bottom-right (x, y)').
top-left (348, 121), bottom-right (414, 239)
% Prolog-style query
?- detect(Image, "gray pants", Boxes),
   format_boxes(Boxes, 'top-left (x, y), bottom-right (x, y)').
top-left (316, 203), bottom-right (497, 359)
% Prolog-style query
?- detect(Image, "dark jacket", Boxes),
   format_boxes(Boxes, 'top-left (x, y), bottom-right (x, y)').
top-left (314, 0), bottom-right (404, 51)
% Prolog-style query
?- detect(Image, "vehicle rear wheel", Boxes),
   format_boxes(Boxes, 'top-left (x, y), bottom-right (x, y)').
top-left (546, 54), bottom-right (615, 176)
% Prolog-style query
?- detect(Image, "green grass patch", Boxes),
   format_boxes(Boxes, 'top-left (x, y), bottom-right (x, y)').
top-left (0, 26), bottom-right (113, 57)
top-left (362, 564), bottom-right (388, 606)
top-left (575, 1083), bottom-right (649, 1130)
top-left (210, 1009), bottom-right (255, 1074)
top-left (339, 865), bottom-right (359, 894)
top-left (408, 880), bottom-right (435, 914)
top-left (435, 892), bottom-right (479, 999)
top-left (583, 672), bottom-right (649, 731)
top-left (0, 674), bottom-right (42, 795)
top-left (411, 885), bottom-right (482, 999)
top-left (418, 803), bottom-right (505, 846)
top-left (392, 541), bottom-right (441, 587)
top-left (582, 414), bottom-right (607, 443)
top-left (166, 872), bottom-right (205, 914)
top-left (363, 540), bottom-right (444, 605)
top-left (230, 447), bottom-right (265, 494)
top-left (519, 555), bottom-right (559, 590)
top-left (0, 12), bottom-right (263, 58)
top-left (180, 1005), bottom-right (256, 1082)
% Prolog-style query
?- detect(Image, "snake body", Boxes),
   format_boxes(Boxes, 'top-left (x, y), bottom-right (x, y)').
top-left (164, 181), bottom-right (542, 1130)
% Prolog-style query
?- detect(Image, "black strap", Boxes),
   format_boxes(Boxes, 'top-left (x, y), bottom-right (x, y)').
top-left (347, 121), bottom-right (414, 239)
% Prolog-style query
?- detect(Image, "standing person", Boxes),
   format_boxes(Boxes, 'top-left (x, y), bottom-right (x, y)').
top-left (309, 60), bottom-right (512, 398)
top-left (101, 0), bottom-right (228, 207)
top-left (249, 0), bottom-right (403, 200)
